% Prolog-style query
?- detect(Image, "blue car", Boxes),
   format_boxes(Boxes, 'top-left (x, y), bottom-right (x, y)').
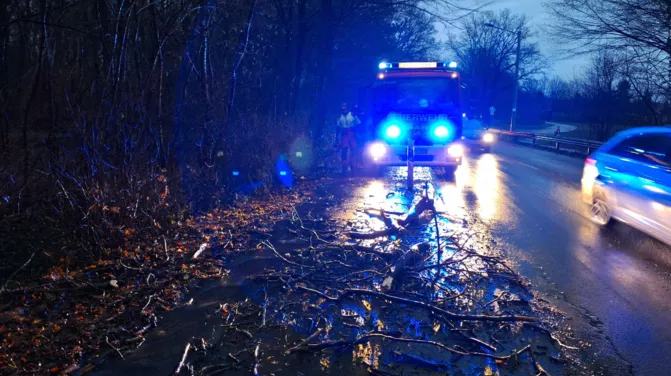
top-left (581, 127), bottom-right (671, 245)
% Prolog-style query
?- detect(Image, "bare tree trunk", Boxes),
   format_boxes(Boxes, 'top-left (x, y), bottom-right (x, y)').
top-left (290, 0), bottom-right (307, 115)
top-left (227, 0), bottom-right (258, 121)
top-left (0, 1), bottom-right (9, 150)
top-left (313, 0), bottom-right (334, 146)
top-left (44, 0), bottom-right (57, 153)
top-left (279, 0), bottom-right (294, 114)
top-left (201, 0), bottom-right (212, 114)
top-left (21, 0), bottom-right (48, 188)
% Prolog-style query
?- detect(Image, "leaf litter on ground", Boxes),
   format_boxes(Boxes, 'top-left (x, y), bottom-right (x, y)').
top-left (0, 182), bottom-right (319, 375)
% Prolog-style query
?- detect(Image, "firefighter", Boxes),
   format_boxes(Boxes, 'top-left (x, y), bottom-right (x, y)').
top-left (335, 102), bottom-right (360, 172)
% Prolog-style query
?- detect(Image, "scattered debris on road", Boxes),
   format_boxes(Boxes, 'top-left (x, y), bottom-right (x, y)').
top-left (0, 177), bottom-right (585, 375)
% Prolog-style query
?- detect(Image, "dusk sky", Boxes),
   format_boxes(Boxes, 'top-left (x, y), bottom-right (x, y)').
top-left (440, 0), bottom-right (589, 78)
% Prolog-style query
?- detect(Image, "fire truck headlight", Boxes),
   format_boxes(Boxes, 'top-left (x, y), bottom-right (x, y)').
top-left (433, 125), bottom-right (449, 138)
top-left (447, 144), bottom-right (464, 158)
top-left (483, 133), bottom-right (495, 143)
top-left (385, 125), bottom-right (402, 139)
top-left (369, 143), bottom-right (387, 159)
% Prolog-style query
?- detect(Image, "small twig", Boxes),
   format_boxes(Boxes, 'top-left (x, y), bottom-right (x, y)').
top-left (446, 321), bottom-right (497, 352)
top-left (253, 343), bottom-right (261, 376)
top-left (286, 328), bottom-right (324, 354)
top-left (164, 236), bottom-right (170, 261)
top-left (142, 294), bottom-right (156, 314)
top-left (262, 240), bottom-right (314, 268)
top-left (0, 252), bottom-right (35, 293)
top-left (233, 326), bottom-right (253, 339)
top-left (227, 352), bottom-right (241, 363)
top-left (119, 260), bottom-right (143, 271)
top-left (482, 292), bottom-right (507, 309)
top-left (231, 346), bottom-right (253, 358)
top-left (106, 336), bottom-right (125, 360)
top-left (434, 204), bottom-right (441, 265)
top-left (530, 350), bottom-right (551, 376)
top-left (524, 323), bottom-right (580, 350)
top-left (175, 342), bottom-right (191, 374)
top-left (260, 289), bottom-right (268, 328)
top-left (192, 243), bottom-right (207, 259)
top-left (364, 208), bottom-right (405, 216)
top-left (550, 333), bottom-right (580, 350)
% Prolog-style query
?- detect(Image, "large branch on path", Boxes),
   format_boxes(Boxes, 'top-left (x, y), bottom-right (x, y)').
top-left (348, 196), bottom-right (435, 240)
top-left (347, 208), bottom-right (405, 239)
top-left (398, 196), bottom-right (435, 228)
top-left (295, 286), bottom-right (537, 322)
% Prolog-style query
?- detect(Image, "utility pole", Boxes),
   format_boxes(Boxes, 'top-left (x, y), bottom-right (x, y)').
top-left (511, 29), bottom-right (522, 132)
top-left (485, 23), bottom-right (523, 132)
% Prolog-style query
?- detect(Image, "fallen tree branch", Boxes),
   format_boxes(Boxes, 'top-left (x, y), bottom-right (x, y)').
top-left (262, 240), bottom-right (315, 268)
top-left (299, 332), bottom-right (532, 361)
top-left (296, 286), bottom-right (537, 322)
top-left (398, 196), bottom-right (434, 228)
top-left (174, 342), bottom-right (191, 374)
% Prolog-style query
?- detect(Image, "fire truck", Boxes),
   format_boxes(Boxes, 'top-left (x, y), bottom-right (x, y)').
top-left (362, 61), bottom-right (466, 180)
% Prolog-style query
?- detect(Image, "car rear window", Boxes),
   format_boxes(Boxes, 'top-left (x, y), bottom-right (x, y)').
top-left (609, 133), bottom-right (671, 167)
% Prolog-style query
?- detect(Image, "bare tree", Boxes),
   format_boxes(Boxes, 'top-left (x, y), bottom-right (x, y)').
top-left (448, 9), bottom-right (545, 118)
top-left (547, 0), bottom-right (671, 54)
top-left (548, 0), bottom-right (671, 122)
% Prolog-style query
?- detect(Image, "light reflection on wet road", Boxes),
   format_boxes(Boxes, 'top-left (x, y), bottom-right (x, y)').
top-left (452, 143), bottom-right (671, 376)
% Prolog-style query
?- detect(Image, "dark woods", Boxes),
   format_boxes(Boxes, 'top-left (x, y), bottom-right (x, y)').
top-left (0, 0), bottom-right (440, 277)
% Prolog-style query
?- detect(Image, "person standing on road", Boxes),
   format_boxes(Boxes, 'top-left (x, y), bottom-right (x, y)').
top-left (335, 102), bottom-right (360, 173)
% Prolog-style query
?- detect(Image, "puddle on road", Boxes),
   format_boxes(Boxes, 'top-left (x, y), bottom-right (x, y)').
top-left (94, 167), bottom-right (586, 376)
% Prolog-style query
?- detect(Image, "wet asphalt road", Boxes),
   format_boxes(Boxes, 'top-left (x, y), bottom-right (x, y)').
top-left (452, 142), bottom-right (671, 375)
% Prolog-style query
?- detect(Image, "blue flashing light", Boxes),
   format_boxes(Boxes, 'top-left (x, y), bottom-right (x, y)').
top-left (385, 124), bottom-right (402, 139)
top-left (232, 170), bottom-right (240, 176)
top-left (448, 61), bottom-right (458, 68)
top-left (378, 62), bottom-right (391, 69)
top-left (434, 125), bottom-right (449, 138)
top-left (429, 121), bottom-right (454, 142)
top-left (379, 117), bottom-right (408, 142)
top-left (276, 155), bottom-right (293, 187)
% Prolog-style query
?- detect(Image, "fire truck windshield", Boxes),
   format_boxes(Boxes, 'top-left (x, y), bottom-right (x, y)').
top-left (372, 77), bottom-right (460, 112)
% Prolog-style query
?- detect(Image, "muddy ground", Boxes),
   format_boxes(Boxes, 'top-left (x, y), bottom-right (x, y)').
top-left (93, 168), bottom-right (592, 376)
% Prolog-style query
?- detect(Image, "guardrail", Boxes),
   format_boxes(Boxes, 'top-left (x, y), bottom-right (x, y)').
top-left (489, 129), bottom-right (604, 155)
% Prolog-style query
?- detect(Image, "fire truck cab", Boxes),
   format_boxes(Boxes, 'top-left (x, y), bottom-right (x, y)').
top-left (363, 61), bottom-right (465, 175)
